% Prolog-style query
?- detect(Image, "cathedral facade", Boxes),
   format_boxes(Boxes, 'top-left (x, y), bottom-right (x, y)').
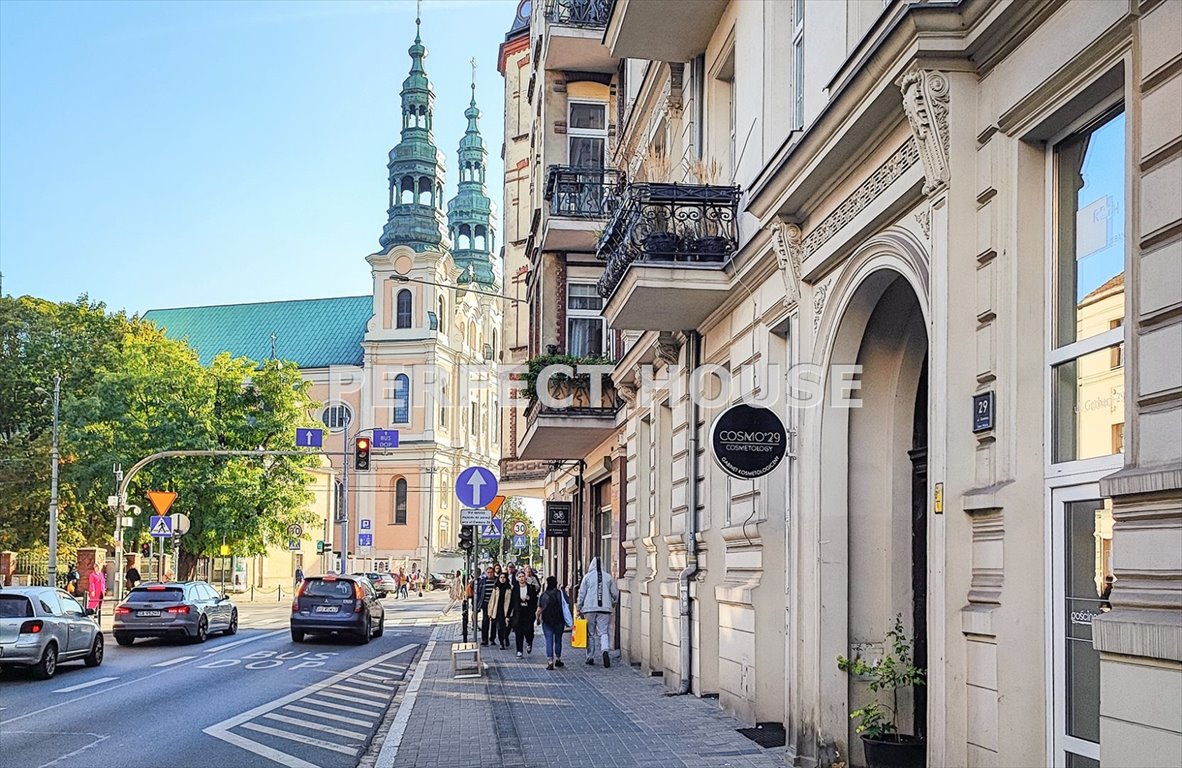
top-left (146, 17), bottom-right (501, 575)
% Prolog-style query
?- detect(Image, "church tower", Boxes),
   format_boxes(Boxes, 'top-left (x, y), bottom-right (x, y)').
top-left (379, 13), bottom-right (447, 252)
top-left (446, 70), bottom-right (498, 287)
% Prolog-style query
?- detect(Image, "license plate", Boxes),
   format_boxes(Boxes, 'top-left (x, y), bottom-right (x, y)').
top-left (313, 606), bottom-right (338, 613)
top-left (139, 610), bottom-right (162, 617)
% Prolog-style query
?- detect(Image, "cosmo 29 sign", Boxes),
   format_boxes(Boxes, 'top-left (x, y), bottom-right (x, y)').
top-left (709, 404), bottom-right (788, 480)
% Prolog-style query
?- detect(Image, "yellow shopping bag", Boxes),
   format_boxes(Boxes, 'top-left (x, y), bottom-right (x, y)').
top-left (571, 617), bottom-right (588, 648)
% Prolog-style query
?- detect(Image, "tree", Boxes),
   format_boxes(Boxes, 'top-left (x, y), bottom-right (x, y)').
top-left (493, 497), bottom-right (541, 567)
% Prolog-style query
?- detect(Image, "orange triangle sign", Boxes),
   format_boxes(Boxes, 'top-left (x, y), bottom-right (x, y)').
top-left (147, 491), bottom-right (177, 516)
top-left (486, 495), bottom-right (506, 517)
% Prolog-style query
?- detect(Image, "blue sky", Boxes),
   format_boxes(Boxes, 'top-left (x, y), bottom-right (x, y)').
top-left (0, 0), bottom-right (516, 313)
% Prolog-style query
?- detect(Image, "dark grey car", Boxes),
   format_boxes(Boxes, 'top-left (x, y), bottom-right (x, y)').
top-left (0, 587), bottom-right (103, 679)
top-left (113, 581), bottom-right (238, 646)
top-left (290, 574), bottom-right (384, 643)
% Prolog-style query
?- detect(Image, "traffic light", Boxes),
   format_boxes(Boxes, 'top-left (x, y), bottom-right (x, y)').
top-left (458, 525), bottom-right (474, 551)
top-left (140, 541), bottom-right (151, 557)
top-left (354, 437), bottom-right (371, 470)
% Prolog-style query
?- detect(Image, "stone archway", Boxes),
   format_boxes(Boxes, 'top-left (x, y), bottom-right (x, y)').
top-left (817, 265), bottom-right (930, 767)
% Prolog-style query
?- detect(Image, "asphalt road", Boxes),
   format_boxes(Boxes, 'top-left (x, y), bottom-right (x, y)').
top-left (0, 595), bottom-right (446, 768)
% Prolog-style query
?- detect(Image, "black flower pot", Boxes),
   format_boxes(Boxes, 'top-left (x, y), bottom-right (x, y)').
top-left (689, 235), bottom-right (731, 261)
top-left (861, 734), bottom-right (925, 768)
top-left (642, 231), bottom-right (679, 259)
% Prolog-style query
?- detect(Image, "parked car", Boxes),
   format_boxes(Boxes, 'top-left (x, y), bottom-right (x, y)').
top-left (0, 587), bottom-right (103, 679)
top-left (113, 581), bottom-right (238, 646)
top-left (351, 571), bottom-right (396, 597)
top-left (291, 574), bottom-right (384, 643)
top-left (429, 573), bottom-right (450, 591)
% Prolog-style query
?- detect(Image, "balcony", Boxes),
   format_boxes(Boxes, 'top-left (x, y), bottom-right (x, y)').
top-left (596, 183), bottom-right (740, 332)
top-left (539, 166), bottom-right (624, 252)
top-left (517, 354), bottom-right (620, 460)
top-left (603, 0), bottom-right (728, 62)
top-left (540, 0), bottom-right (617, 73)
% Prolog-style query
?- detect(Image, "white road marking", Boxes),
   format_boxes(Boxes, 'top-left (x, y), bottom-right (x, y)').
top-left (202, 629), bottom-right (287, 653)
top-left (239, 723), bottom-right (357, 756)
top-left (329, 684), bottom-right (388, 699)
top-left (341, 677), bottom-right (389, 691)
top-left (375, 625), bottom-right (441, 768)
top-left (314, 689), bottom-right (384, 708)
top-left (151, 655), bottom-right (195, 667)
top-left (262, 712), bottom-right (367, 740)
top-left (356, 671), bottom-right (389, 681)
top-left (301, 697), bottom-right (383, 717)
top-left (53, 677), bottom-right (117, 694)
top-left (283, 703), bottom-right (374, 727)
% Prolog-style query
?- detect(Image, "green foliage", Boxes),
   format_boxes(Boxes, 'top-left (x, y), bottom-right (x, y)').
top-left (521, 353), bottom-right (614, 405)
top-left (473, 497), bottom-right (540, 566)
top-left (836, 613), bottom-right (926, 739)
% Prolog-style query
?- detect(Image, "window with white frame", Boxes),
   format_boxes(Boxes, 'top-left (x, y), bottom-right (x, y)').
top-left (1050, 109), bottom-right (1126, 465)
top-left (392, 373), bottom-right (410, 424)
top-left (321, 402), bottom-right (353, 432)
top-left (567, 281), bottom-right (606, 357)
top-left (792, 0), bottom-right (805, 129)
top-left (568, 101), bottom-right (607, 170)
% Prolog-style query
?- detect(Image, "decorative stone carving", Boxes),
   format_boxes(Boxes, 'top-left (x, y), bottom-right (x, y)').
top-left (802, 139), bottom-right (921, 257)
top-left (655, 332), bottom-right (682, 367)
top-left (771, 217), bottom-right (805, 307)
top-left (915, 207), bottom-right (931, 239)
top-left (812, 280), bottom-right (831, 331)
top-left (900, 69), bottom-right (951, 196)
top-left (618, 381), bottom-right (639, 409)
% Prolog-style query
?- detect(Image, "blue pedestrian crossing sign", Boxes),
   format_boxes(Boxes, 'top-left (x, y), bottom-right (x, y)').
top-left (295, 428), bottom-right (323, 448)
top-left (455, 466), bottom-right (497, 508)
top-left (512, 534), bottom-right (527, 550)
top-left (480, 519), bottom-right (502, 539)
top-left (149, 515), bottom-right (173, 538)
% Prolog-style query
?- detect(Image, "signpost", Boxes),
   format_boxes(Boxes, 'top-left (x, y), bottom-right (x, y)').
top-left (147, 491), bottom-right (177, 516)
top-left (149, 515), bottom-right (173, 537)
top-left (295, 428), bottom-right (323, 448)
top-left (709, 404), bottom-right (788, 480)
top-left (545, 501), bottom-right (572, 538)
top-left (456, 466), bottom-right (498, 508)
top-left (512, 534), bottom-right (527, 550)
top-left (358, 533), bottom-right (373, 549)
top-left (461, 507), bottom-right (493, 526)
top-left (480, 519), bottom-right (502, 539)
top-left (373, 429), bottom-right (400, 449)
top-left (287, 523), bottom-right (303, 539)
top-left (360, 519), bottom-right (372, 531)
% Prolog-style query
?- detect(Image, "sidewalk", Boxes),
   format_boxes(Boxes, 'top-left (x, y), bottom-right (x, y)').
top-left (370, 619), bottom-right (784, 768)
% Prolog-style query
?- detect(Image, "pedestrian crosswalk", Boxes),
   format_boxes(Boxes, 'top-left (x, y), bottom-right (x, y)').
top-left (204, 646), bottom-right (416, 768)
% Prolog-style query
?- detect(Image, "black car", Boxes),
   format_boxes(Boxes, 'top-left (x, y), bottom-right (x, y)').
top-left (429, 572), bottom-right (450, 591)
top-left (290, 574), bottom-right (384, 644)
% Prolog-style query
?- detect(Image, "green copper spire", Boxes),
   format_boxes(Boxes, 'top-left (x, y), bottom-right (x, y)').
top-left (447, 61), bottom-right (498, 287)
top-left (380, 8), bottom-right (447, 252)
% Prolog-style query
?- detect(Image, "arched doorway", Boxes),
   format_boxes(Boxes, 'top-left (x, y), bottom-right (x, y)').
top-left (818, 267), bottom-right (929, 767)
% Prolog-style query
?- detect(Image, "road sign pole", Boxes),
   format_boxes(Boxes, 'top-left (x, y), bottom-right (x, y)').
top-left (341, 425), bottom-right (350, 574)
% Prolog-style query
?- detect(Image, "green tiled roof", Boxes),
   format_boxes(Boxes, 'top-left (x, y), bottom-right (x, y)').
top-left (144, 296), bottom-right (372, 368)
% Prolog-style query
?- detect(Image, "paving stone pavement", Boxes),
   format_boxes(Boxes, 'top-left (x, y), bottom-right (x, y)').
top-left (379, 618), bottom-right (785, 768)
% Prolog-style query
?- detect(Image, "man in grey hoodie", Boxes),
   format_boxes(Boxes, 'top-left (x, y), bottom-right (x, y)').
top-left (577, 556), bottom-right (619, 667)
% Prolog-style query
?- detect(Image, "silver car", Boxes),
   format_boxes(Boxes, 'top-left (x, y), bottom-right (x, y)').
top-left (113, 581), bottom-right (238, 646)
top-left (0, 587), bottom-right (103, 679)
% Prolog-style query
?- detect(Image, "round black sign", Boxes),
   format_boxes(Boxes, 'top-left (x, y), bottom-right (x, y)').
top-left (709, 404), bottom-right (788, 479)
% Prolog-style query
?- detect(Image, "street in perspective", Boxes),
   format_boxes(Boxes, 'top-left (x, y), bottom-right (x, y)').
top-left (2, 1), bottom-right (1180, 768)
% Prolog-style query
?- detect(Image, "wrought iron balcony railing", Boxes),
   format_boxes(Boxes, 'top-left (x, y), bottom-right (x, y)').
top-left (596, 182), bottom-right (741, 299)
top-left (544, 166), bottom-right (625, 219)
top-left (545, 0), bottom-right (612, 27)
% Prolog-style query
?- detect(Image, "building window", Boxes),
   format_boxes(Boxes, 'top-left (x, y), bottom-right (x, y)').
top-left (321, 402), bottom-right (353, 432)
top-left (438, 297), bottom-right (447, 334)
top-left (569, 101), bottom-right (607, 169)
top-left (1050, 109), bottom-right (1125, 464)
top-left (439, 382), bottom-right (448, 427)
top-left (567, 281), bottom-right (606, 357)
top-left (393, 478), bottom-right (408, 525)
top-left (470, 402), bottom-right (478, 437)
top-left (392, 373), bottom-right (410, 424)
top-left (792, 0), bottom-right (805, 129)
top-left (396, 289), bottom-right (413, 329)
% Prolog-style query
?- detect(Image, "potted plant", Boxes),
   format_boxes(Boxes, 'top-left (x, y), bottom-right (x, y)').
top-left (836, 614), bottom-right (926, 768)
top-left (632, 146), bottom-right (679, 258)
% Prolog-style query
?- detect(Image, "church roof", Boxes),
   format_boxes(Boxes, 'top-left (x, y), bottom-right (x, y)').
top-left (143, 295), bottom-right (371, 368)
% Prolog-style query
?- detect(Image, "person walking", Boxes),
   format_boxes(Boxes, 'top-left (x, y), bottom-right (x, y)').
top-left (475, 566), bottom-right (495, 646)
top-left (443, 570), bottom-right (464, 615)
top-left (507, 570), bottom-right (539, 658)
top-left (65, 563), bottom-right (81, 596)
top-left (577, 556), bottom-right (619, 667)
top-left (536, 575), bottom-right (570, 670)
top-left (125, 564), bottom-right (141, 592)
top-left (397, 567), bottom-right (409, 599)
top-left (524, 565), bottom-right (542, 592)
top-left (488, 572), bottom-right (512, 650)
top-left (293, 566), bottom-right (304, 589)
top-left (86, 567), bottom-right (107, 622)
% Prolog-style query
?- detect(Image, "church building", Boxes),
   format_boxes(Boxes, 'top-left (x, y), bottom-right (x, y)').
top-left (145, 16), bottom-right (502, 575)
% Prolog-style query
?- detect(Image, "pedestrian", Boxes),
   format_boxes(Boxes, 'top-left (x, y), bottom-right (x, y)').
top-left (536, 575), bottom-right (570, 670)
top-left (65, 563), bottom-right (81, 596)
top-left (443, 569), bottom-right (463, 615)
top-left (398, 567), bottom-right (409, 599)
top-left (506, 563), bottom-right (518, 586)
top-left (506, 569), bottom-right (538, 658)
top-left (293, 566), bottom-right (304, 589)
top-left (489, 572), bottom-right (512, 649)
top-left (524, 565), bottom-right (542, 592)
top-left (87, 567), bottom-right (106, 622)
top-left (577, 556), bottom-right (619, 667)
top-left (125, 564), bottom-right (141, 592)
top-left (475, 566), bottom-right (495, 645)
top-left (413, 567), bottom-right (423, 598)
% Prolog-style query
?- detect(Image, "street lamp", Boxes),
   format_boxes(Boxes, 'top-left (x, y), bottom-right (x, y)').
top-left (34, 375), bottom-right (61, 587)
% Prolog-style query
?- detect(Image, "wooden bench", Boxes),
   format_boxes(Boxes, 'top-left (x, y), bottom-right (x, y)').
top-left (451, 641), bottom-right (482, 678)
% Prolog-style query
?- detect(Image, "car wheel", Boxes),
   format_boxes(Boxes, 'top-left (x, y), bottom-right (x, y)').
top-left (291, 629), bottom-right (305, 643)
top-left (114, 633), bottom-right (134, 647)
top-left (192, 616), bottom-right (208, 644)
top-left (357, 614), bottom-right (371, 644)
top-left (224, 609), bottom-right (238, 636)
top-left (374, 615), bottom-right (385, 637)
top-left (31, 643), bottom-right (58, 680)
top-left (84, 633), bottom-right (104, 667)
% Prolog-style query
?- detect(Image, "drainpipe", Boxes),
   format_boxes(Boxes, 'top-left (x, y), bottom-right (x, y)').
top-left (676, 330), bottom-right (702, 695)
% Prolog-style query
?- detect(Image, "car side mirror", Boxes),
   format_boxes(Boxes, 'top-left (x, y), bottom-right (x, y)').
top-left (85, 607), bottom-right (96, 616)
top-left (221, 595), bottom-right (230, 601)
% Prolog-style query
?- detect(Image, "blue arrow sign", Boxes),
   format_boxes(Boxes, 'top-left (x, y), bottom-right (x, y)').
top-left (149, 515), bottom-right (172, 537)
top-left (357, 533), bottom-right (373, 548)
top-left (512, 534), bottom-right (527, 550)
top-left (373, 429), bottom-right (399, 449)
top-left (538, 528), bottom-right (545, 548)
top-left (295, 428), bottom-right (323, 448)
top-left (455, 466), bottom-right (498, 508)
top-left (480, 518), bottom-right (502, 539)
